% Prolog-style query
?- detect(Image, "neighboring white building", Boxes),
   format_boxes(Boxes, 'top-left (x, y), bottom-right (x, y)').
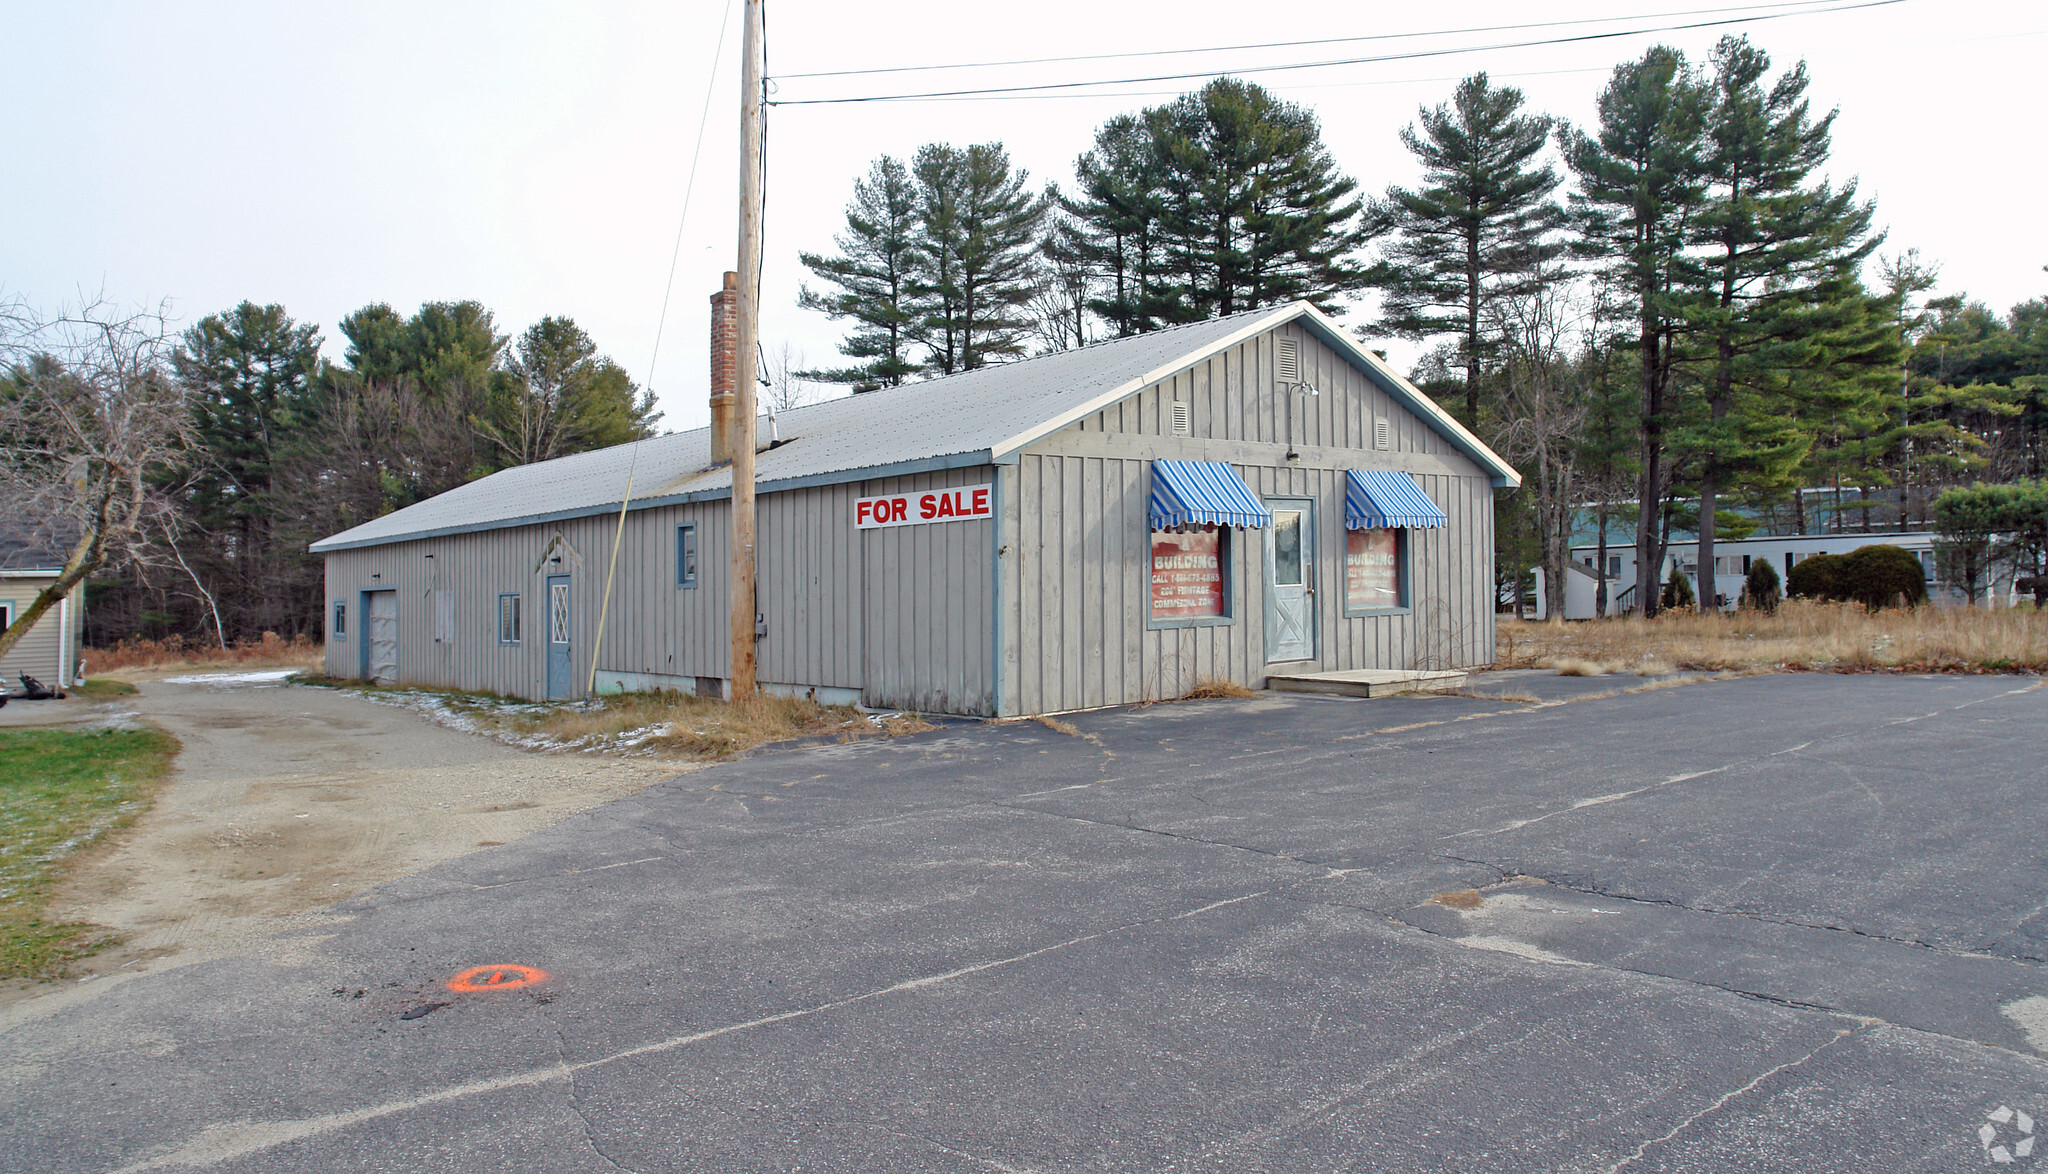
top-left (1530, 561), bottom-right (1616, 621)
top-left (1536, 531), bottom-right (2015, 619)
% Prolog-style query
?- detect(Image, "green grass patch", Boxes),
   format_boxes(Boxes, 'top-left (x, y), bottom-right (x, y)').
top-left (0, 727), bottom-right (177, 979)
top-left (69, 678), bottom-right (140, 699)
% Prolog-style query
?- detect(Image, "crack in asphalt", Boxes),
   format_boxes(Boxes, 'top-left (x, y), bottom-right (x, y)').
top-left (547, 1009), bottom-right (636, 1174)
top-left (857, 1123), bottom-right (1043, 1173)
top-left (1601, 1027), bottom-right (1857, 1173)
top-left (1516, 871), bottom-right (1995, 959)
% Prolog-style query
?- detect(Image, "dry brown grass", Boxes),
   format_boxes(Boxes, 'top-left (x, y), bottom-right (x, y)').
top-left (84, 632), bottom-right (321, 674)
top-left (321, 682), bottom-right (933, 760)
top-left (1182, 677), bottom-right (1256, 700)
top-left (1498, 601), bottom-right (2048, 674)
top-left (492, 691), bottom-right (930, 758)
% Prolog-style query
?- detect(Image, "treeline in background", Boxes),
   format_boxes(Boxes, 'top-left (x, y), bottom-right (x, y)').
top-left (11, 35), bottom-right (2046, 656)
top-left (796, 37), bottom-right (2048, 614)
top-left (70, 302), bottom-right (656, 648)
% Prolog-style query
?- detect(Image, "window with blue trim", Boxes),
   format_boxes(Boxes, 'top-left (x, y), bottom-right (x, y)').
top-left (677, 524), bottom-right (698, 588)
top-left (332, 601), bottom-right (345, 637)
top-left (1343, 527), bottom-right (1409, 615)
top-left (498, 593), bottom-right (522, 644)
top-left (1148, 526), bottom-right (1233, 625)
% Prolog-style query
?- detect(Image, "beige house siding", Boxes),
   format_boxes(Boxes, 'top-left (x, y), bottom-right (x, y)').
top-left (0, 572), bottom-right (79, 687)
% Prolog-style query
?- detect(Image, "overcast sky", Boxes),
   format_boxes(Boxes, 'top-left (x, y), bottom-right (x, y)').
top-left (4, 0), bottom-right (2041, 433)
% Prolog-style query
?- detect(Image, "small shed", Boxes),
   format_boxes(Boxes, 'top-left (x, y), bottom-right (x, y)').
top-left (312, 301), bottom-right (1518, 715)
top-left (0, 541), bottom-right (85, 689)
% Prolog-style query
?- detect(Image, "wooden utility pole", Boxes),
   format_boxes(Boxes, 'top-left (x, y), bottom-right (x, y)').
top-left (730, 0), bottom-right (763, 699)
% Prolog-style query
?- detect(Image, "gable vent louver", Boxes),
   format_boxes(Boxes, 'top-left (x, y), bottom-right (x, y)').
top-left (1374, 417), bottom-right (1390, 450)
top-left (1275, 338), bottom-right (1301, 384)
top-left (1171, 399), bottom-right (1191, 436)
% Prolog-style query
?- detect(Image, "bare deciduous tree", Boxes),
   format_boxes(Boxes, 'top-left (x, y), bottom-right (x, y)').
top-left (1486, 268), bottom-right (1592, 619)
top-left (1027, 203), bottom-right (1096, 354)
top-left (0, 297), bottom-right (198, 666)
top-left (761, 341), bottom-right (827, 415)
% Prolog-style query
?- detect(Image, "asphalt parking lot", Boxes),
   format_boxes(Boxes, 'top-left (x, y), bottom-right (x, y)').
top-left (5, 672), bottom-right (2046, 1173)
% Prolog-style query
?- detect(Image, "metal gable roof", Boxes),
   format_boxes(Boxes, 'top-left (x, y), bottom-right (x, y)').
top-left (310, 303), bottom-right (1517, 554)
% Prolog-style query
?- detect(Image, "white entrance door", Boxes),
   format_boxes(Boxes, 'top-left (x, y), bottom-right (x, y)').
top-left (365, 591), bottom-right (398, 684)
top-left (1264, 501), bottom-right (1315, 662)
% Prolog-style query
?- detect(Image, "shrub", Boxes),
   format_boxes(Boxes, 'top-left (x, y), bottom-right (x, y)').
top-left (1741, 558), bottom-right (1781, 612)
top-left (1787, 545), bottom-right (1925, 610)
top-left (1660, 564), bottom-right (1696, 611)
top-left (1785, 552), bottom-right (1845, 601)
top-left (1839, 544), bottom-right (1927, 609)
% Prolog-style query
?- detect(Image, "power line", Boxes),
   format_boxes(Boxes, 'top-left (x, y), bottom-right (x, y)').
top-left (772, 0), bottom-right (1842, 81)
top-left (854, 64), bottom-right (1618, 105)
top-left (643, 0), bottom-right (737, 392)
top-left (768, 0), bottom-right (1905, 106)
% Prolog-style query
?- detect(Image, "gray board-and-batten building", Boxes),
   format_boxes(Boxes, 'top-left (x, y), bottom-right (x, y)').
top-left (311, 299), bottom-right (1519, 716)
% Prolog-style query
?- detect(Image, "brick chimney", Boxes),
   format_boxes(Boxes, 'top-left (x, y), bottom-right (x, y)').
top-left (709, 271), bottom-right (738, 464)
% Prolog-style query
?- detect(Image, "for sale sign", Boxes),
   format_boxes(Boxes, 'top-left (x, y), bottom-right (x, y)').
top-left (856, 484), bottom-right (992, 529)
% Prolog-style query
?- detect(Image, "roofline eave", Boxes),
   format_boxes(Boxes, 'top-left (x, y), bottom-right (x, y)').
top-left (1290, 305), bottom-right (1522, 489)
top-left (987, 306), bottom-right (1299, 463)
top-left (986, 302), bottom-right (1522, 489)
top-left (307, 450), bottom-right (999, 554)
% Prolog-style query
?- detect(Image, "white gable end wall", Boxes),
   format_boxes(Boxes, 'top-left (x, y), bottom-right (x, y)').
top-left (1001, 323), bottom-right (1496, 715)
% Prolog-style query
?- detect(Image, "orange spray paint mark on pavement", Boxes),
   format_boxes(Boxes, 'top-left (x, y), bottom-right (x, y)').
top-left (447, 964), bottom-right (550, 993)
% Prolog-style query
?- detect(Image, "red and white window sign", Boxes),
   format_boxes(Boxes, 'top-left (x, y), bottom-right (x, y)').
top-left (856, 484), bottom-right (992, 529)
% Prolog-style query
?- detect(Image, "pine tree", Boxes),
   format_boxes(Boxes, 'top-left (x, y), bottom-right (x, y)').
top-left (1682, 36), bottom-right (1886, 611)
top-left (1064, 78), bottom-right (1369, 330)
top-left (910, 142), bottom-right (1047, 374)
top-left (1565, 46), bottom-right (1711, 616)
top-left (334, 301), bottom-right (508, 487)
top-left (1575, 312), bottom-right (1641, 617)
top-left (483, 317), bottom-right (660, 467)
top-left (1873, 249), bottom-right (1943, 526)
top-left (172, 302), bottom-right (324, 639)
top-left (1150, 78), bottom-right (1369, 319)
top-left (798, 155), bottom-right (923, 390)
top-left (1370, 73), bottom-right (1563, 424)
top-left (1064, 115), bottom-right (1172, 337)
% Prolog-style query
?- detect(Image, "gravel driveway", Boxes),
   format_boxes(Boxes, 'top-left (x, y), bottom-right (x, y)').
top-left (9, 672), bottom-right (679, 1010)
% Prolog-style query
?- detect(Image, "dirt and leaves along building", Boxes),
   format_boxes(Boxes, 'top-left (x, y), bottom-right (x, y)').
top-left (312, 299), bottom-right (1516, 715)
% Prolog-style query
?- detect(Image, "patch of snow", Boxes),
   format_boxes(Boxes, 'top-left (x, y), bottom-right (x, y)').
top-left (351, 688), bottom-right (664, 755)
top-left (160, 669), bottom-right (300, 687)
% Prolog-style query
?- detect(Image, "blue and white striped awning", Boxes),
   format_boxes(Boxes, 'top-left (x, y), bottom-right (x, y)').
top-left (1149, 460), bottom-right (1272, 529)
top-left (1346, 470), bottom-right (1447, 529)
